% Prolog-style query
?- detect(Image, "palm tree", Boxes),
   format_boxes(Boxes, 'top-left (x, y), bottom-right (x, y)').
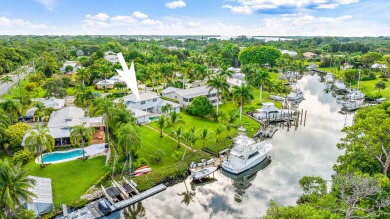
top-left (0, 110), bottom-right (10, 143)
top-left (181, 131), bottom-right (192, 160)
top-left (99, 64), bottom-right (111, 92)
top-left (115, 123), bottom-right (141, 173)
top-left (214, 125), bottom-right (224, 143)
top-left (168, 111), bottom-right (185, 128)
top-left (219, 66), bottom-right (234, 78)
top-left (24, 126), bottom-right (54, 166)
top-left (70, 122), bottom-right (95, 161)
top-left (206, 74), bottom-right (230, 117)
top-left (253, 69), bottom-right (271, 102)
top-left (157, 115), bottom-right (167, 138)
top-left (161, 103), bottom-right (173, 114)
top-left (0, 99), bottom-right (22, 124)
top-left (172, 126), bottom-right (183, 148)
top-left (93, 97), bottom-right (114, 141)
top-left (123, 202), bottom-right (146, 219)
top-left (0, 159), bottom-right (36, 217)
top-left (0, 75), bottom-right (13, 93)
top-left (232, 84), bottom-right (254, 125)
top-left (224, 123), bottom-right (235, 139)
top-left (76, 67), bottom-right (91, 85)
top-left (177, 181), bottom-right (195, 206)
top-left (198, 128), bottom-right (212, 149)
top-left (375, 81), bottom-right (386, 93)
top-left (111, 108), bottom-right (137, 128)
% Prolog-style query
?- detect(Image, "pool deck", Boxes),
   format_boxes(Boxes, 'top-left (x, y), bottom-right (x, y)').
top-left (35, 143), bottom-right (107, 164)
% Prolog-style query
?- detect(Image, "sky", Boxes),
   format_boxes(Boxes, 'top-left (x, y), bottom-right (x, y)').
top-left (0, 0), bottom-right (389, 36)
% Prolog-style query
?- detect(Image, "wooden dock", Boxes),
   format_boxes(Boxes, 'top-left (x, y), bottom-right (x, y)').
top-left (113, 184), bottom-right (166, 209)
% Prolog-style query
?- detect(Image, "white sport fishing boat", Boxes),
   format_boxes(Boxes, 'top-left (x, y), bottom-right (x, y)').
top-left (287, 87), bottom-right (304, 101)
top-left (253, 102), bottom-right (294, 122)
top-left (190, 167), bottom-right (218, 180)
top-left (346, 89), bottom-right (365, 100)
top-left (222, 127), bottom-right (272, 175)
top-left (342, 99), bottom-right (365, 111)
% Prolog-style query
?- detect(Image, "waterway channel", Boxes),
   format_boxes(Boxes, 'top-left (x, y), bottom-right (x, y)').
top-left (113, 73), bottom-right (354, 219)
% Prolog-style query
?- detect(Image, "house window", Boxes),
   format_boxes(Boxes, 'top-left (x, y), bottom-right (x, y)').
top-left (153, 98), bottom-right (157, 102)
top-left (175, 96), bottom-right (177, 99)
top-left (183, 98), bottom-right (188, 102)
top-left (141, 101), bottom-right (145, 105)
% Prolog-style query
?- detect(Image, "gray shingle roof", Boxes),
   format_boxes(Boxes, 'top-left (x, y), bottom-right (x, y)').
top-left (174, 85), bottom-right (217, 98)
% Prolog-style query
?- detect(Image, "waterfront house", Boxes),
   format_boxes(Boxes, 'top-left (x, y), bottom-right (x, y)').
top-left (23, 106), bottom-right (105, 147)
top-left (161, 85), bottom-right (219, 107)
top-left (104, 51), bottom-right (119, 63)
top-left (303, 52), bottom-right (317, 59)
top-left (116, 92), bottom-right (180, 123)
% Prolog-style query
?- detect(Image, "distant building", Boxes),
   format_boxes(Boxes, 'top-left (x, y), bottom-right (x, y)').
top-left (32, 97), bottom-right (66, 109)
top-left (95, 79), bottom-right (115, 89)
top-left (161, 85), bottom-right (219, 107)
top-left (303, 52), bottom-right (317, 59)
top-left (104, 51), bottom-right (119, 64)
top-left (280, 50), bottom-right (298, 57)
top-left (60, 61), bottom-right (81, 73)
top-left (371, 63), bottom-right (387, 70)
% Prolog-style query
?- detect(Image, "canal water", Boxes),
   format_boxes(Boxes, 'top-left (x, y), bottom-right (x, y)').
top-left (117, 74), bottom-right (354, 219)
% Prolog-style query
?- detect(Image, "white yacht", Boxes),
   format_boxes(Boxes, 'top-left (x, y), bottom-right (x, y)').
top-left (222, 127), bottom-right (272, 175)
top-left (253, 102), bottom-right (294, 122)
top-left (342, 99), bottom-right (365, 111)
top-left (307, 62), bottom-right (318, 71)
top-left (346, 89), bottom-right (365, 100)
top-left (325, 73), bottom-right (334, 83)
top-left (333, 80), bottom-right (346, 91)
top-left (287, 87), bottom-right (304, 101)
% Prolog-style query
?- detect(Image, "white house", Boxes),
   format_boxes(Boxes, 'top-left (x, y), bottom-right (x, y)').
top-left (280, 50), bottom-right (298, 57)
top-left (32, 97), bottom-right (66, 109)
top-left (23, 176), bottom-right (54, 217)
top-left (104, 51), bottom-right (119, 63)
top-left (110, 75), bottom-right (124, 83)
top-left (95, 79), bottom-right (115, 89)
top-left (371, 63), bottom-right (387, 70)
top-left (116, 92), bottom-right (180, 124)
top-left (161, 85), bottom-right (219, 107)
top-left (60, 61), bottom-right (80, 73)
top-left (23, 107), bottom-right (105, 147)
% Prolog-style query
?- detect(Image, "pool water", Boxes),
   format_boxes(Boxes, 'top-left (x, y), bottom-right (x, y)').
top-left (42, 149), bottom-right (85, 163)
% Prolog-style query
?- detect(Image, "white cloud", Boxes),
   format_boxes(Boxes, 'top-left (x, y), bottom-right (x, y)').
top-left (140, 19), bottom-right (162, 25)
top-left (187, 21), bottom-right (200, 27)
top-left (132, 11), bottom-right (148, 19)
top-left (0, 16), bottom-right (48, 29)
top-left (111, 16), bottom-right (137, 24)
top-left (165, 1), bottom-right (186, 9)
top-left (36, 0), bottom-right (55, 11)
top-left (223, 0), bottom-right (359, 14)
top-left (85, 13), bottom-right (110, 21)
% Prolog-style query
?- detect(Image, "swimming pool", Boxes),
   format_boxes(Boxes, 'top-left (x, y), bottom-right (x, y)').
top-left (42, 149), bottom-right (85, 163)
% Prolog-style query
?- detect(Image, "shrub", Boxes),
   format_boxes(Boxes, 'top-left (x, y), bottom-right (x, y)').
top-left (25, 82), bottom-right (39, 92)
top-left (39, 209), bottom-right (60, 219)
top-left (68, 199), bottom-right (88, 209)
top-left (182, 150), bottom-right (211, 164)
top-left (205, 138), bottom-right (234, 154)
top-left (148, 149), bottom-right (165, 164)
top-left (186, 95), bottom-right (213, 117)
top-left (16, 208), bottom-right (36, 219)
top-left (5, 123), bottom-right (31, 151)
top-left (361, 72), bottom-right (376, 81)
top-left (161, 96), bottom-right (179, 103)
top-left (134, 157), bottom-right (150, 169)
top-left (365, 93), bottom-right (382, 101)
top-left (12, 150), bottom-right (33, 164)
top-left (133, 161), bottom-right (188, 191)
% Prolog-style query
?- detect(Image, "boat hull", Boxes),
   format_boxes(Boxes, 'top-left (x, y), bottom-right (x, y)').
top-left (222, 153), bottom-right (268, 175)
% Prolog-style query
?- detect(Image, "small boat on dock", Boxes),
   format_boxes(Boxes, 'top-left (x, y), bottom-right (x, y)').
top-left (190, 167), bottom-right (218, 181)
top-left (287, 87), bottom-right (304, 101)
top-left (333, 80), bottom-right (346, 92)
top-left (133, 166), bottom-right (152, 177)
top-left (325, 73), bottom-right (334, 83)
top-left (346, 89), bottom-right (365, 100)
top-left (252, 102), bottom-right (294, 122)
top-left (269, 95), bottom-right (285, 102)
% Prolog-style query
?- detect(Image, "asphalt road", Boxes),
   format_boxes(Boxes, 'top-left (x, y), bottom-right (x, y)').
top-left (0, 67), bottom-right (32, 98)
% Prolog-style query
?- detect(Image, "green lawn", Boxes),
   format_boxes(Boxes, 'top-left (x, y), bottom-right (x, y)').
top-left (357, 78), bottom-right (390, 98)
top-left (138, 126), bottom-right (184, 168)
top-left (24, 156), bottom-right (108, 207)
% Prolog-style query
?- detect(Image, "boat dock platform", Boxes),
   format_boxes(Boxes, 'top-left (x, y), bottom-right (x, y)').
top-left (61, 184), bottom-right (166, 219)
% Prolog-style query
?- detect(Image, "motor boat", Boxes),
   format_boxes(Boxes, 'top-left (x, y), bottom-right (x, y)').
top-left (222, 127), bottom-right (272, 175)
top-left (252, 102), bottom-right (294, 122)
top-left (333, 80), bottom-right (346, 92)
top-left (287, 87), bottom-right (304, 101)
top-left (346, 89), bottom-right (365, 100)
top-left (307, 62), bottom-right (318, 71)
top-left (190, 167), bottom-right (218, 180)
top-left (269, 95), bottom-right (285, 102)
top-left (325, 73), bottom-right (334, 83)
top-left (342, 99), bottom-right (365, 111)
